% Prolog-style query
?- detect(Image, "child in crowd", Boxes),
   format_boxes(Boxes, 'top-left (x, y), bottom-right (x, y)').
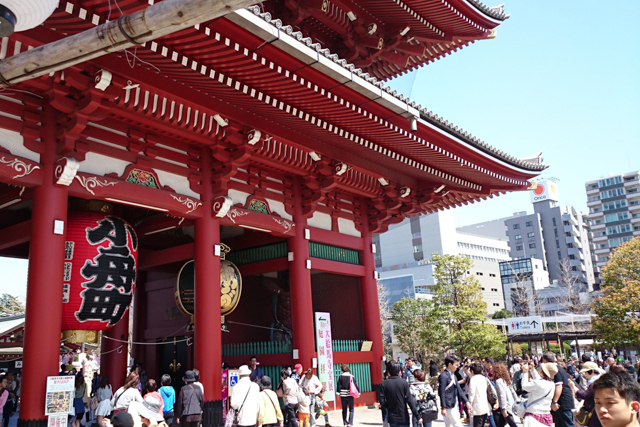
top-left (298, 387), bottom-right (311, 427)
top-left (314, 389), bottom-right (331, 427)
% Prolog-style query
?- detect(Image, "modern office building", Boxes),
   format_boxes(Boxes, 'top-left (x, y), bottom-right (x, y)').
top-left (586, 171), bottom-right (640, 270)
top-left (503, 180), bottom-right (595, 291)
top-left (375, 211), bottom-right (509, 315)
top-left (499, 258), bottom-right (550, 316)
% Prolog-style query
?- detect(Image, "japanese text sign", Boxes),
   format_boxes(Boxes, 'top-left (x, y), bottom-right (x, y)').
top-left (45, 376), bottom-right (75, 415)
top-left (315, 312), bottom-right (335, 402)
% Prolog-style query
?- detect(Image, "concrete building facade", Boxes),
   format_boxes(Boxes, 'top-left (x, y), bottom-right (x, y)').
top-left (375, 211), bottom-right (509, 315)
top-left (503, 181), bottom-right (595, 291)
top-left (586, 171), bottom-right (640, 270)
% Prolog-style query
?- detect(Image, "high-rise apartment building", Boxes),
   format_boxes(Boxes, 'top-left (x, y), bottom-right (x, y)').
top-left (503, 180), bottom-right (595, 291)
top-left (586, 171), bottom-right (640, 270)
top-left (375, 211), bottom-right (510, 315)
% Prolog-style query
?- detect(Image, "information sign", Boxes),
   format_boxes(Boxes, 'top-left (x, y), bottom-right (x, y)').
top-left (45, 376), bottom-right (75, 415)
top-left (506, 316), bottom-right (543, 334)
top-left (315, 312), bottom-right (335, 402)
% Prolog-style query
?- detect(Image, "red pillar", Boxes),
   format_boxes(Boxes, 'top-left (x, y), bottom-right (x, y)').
top-left (194, 146), bottom-right (221, 402)
top-left (360, 203), bottom-right (384, 387)
top-left (288, 176), bottom-right (315, 370)
top-left (19, 104), bottom-right (68, 424)
top-left (100, 315), bottom-right (130, 389)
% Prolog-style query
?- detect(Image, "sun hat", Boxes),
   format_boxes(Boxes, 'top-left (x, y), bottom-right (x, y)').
top-left (182, 370), bottom-right (196, 383)
top-left (540, 362), bottom-right (559, 379)
top-left (238, 365), bottom-right (252, 376)
top-left (580, 361), bottom-right (605, 374)
top-left (136, 396), bottom-right (165, 422)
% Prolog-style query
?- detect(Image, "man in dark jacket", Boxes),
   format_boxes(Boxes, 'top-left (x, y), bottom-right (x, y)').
top-left (175, 370), bottom-right (204, 427)
top-left (380, 360), bottom-right (421, 427)
top-left (438, 356), bottom-right (470, 427)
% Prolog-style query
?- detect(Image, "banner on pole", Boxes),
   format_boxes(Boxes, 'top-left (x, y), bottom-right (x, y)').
top-left (315, 312), bottom-right (335, 402)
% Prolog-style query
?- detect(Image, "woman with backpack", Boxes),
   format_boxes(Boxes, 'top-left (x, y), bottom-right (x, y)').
top-left (409, 369), bottom-right (437, 427)
top-left (336, 364), bottom-right (359, 427)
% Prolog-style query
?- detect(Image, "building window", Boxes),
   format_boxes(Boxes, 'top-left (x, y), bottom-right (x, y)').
top-left (558, 251), bottom-right (561, 258)
top-left (515, 234), bottom-right (522, 240)
top-left (526, 221), bottom-right (533, 227)
top-left (513, 224), bottom-right (520, 229)
top-left (493, 303), bottom-right (500, 307)
top-left (477, 272), bottom-right (484, 276)
top-left (527, 232), bottom-right (535, 238)
top-left (554, 229), bottom-right (558, 237)
top-left (516, 245), bottom-right (523, 251)
top-left (489, 273), bottom-right (496, 277)
top-left (552, 218), bottom-right (556, 226)
top-left (529, 243), bottom-right (536, 249)
top-left (413, 244), bottom-right (422, 253)
top-left (481, 287), bottom-right (485, 291)
top-left (556, 240), bottom-right (560, 248)
top-left (491, 288), bottom-right (498, 292)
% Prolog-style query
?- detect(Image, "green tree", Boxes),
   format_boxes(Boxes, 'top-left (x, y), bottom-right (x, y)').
top-left (592, 237), bottom-right (640, 347)
top-left (390, 297), bottom-right (445, 364)
top-left (492, 309), bottom-right (513, 319)
top-left (0, 293), bottom-right (25, 317)
top-left (431, 254), bottom-right (506, 359)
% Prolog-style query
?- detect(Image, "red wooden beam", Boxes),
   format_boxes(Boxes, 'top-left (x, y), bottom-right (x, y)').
top-left (237, 258), bottom-right (289, 276)
top-left (308, 228), bottom-right (364, 251)
top-left (309, 258), bottom-right (365, 277)
top-left (0, 220), bottom-right (31, 251)
top-left (138, 243), bottom-right (195, 270)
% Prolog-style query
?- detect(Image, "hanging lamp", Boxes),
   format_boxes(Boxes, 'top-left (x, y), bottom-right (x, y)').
top-left (0, 0), bottom-right (59, 37)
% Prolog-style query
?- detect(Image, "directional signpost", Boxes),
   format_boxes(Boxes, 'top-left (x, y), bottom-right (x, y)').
top-left (506, 316), bottom-right (543, 334)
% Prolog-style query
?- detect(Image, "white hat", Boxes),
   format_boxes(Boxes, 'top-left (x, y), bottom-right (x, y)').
top-left (238, 365), bottom-right (252, 376)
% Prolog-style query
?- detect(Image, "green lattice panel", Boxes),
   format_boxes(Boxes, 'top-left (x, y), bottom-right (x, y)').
top-left (333, 362), bottom-right (372, 393)
top-left (309, 242), bottom-right (361, 265)
top-left (226, 242), bottom-right (288, 266)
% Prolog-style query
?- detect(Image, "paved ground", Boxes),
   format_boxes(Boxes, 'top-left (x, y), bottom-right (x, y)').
top-left (324, 406), bottom-right (448, 427)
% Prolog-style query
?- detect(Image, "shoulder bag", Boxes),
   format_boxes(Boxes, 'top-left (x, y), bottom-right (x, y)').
top-left (486, 378), bottom-right (498, 406)
top-left (225, 385), bottom-right (251, 427)
top-left (512, 386), bottom-right (552, 419)
top-left (349, 376), bottom-right (360, 399)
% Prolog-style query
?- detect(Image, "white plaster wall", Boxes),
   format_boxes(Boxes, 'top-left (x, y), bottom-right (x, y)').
top-left (153, 168), bottom-right (200, 199)
top-left (265, 198), bottom-right (292, 220)
top-left (337, 218), bottom-right (361, 237)
top-left (78, 152), bottom-right (130, 176)
top-left (0, 128), bottom-right (40, 163)
top-left (307, 211), bottom-right (332, 230)
top-left (228, 189), bottom-right (251, 206)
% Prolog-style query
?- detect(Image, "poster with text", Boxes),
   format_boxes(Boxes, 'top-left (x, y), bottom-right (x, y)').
top-left (315, 312), bottom-right (335, 402)
top-left (45, 376), bottom-right (75, 415)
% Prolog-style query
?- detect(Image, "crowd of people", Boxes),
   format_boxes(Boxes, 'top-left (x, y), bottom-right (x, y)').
top-left (66, 357), bottom-right (356, 427)
top-left (378, 351), bottom-right (640, 427)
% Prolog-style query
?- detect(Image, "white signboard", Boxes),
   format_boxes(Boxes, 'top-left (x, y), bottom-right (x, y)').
top-left (506, 316), bottom-right (543, 334)
top-left (45, 376), bottom-right (75, 415)
top-left (14, 361), bottom-right (22, 369)
top-left (530, 180), bottom-right (560, 204)
top-left (315, 312), bottom-right (335, 402)
top-left (48, 414), bottom-right (69, 427)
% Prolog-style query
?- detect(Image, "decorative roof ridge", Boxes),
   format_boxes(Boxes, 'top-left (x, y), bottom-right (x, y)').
top-left (244, 6), bottom-right (546, 173)
top-left (465, 0), bottom-right (511, 21)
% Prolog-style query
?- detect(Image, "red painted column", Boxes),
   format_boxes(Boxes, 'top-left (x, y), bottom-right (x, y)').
top-left (19, 104), bottom-right (68, 424)
top-left (359, 202), bottom-right (384, 387)
top-left (194, 146), bottom-right (221, 402)
top-left (100, 315), bottom-right (130, 389)
top-left (288, 176), bottom-right (315, 370)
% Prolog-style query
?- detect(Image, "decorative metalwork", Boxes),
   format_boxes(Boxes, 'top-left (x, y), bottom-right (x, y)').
top-left (227, 208), bottom-right (250, 224)
top-left (0, 157), bottom-right (40, 179)
top-left (272, 217), bottom-right (294, 234)
top-left (220, 260), bottom-right (242, 316)
top-left (170, 195), bottom-right (202, 214)
top-left (126, 168), bottom-right (159, 188)
top-left (74, 175), bottom-right (117, 196)
top-left (248, 199), bottom-right (270, 214)
top-left (213, 195), bottom-right (233, 218)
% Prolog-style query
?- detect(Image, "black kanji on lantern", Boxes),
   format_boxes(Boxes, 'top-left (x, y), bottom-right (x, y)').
top-left (76, 216), bottom-right (137, 325)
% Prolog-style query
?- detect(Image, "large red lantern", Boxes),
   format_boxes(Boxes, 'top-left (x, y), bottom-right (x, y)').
top-left (61, 211), bottom-right (138, 331)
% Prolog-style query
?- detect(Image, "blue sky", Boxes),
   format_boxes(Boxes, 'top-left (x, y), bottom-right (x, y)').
top-left (386, 1), bottom-right (640, 227)
top-left (1, 2), bottom-right (639, 298)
